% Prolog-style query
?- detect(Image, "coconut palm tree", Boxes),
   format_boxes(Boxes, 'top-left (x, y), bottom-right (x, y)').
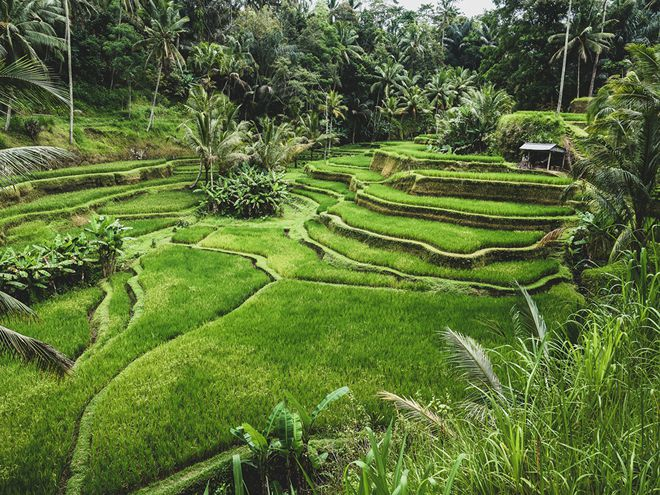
top-left (0, 0), bottom-right (65, 130)
top-left (572, 44), bottom-right (659, 251)
top-left (180, 85), bottom-right (249, 187)
top-left (550, 4), bottom-right (614, 102)
top-left (320, 89), bottom-right (347, 159)
top-left (336, 22), bottom-right (364, 67)
top-left (0, 291), bottom-right (73, 373)
top-left (370, 58), bottom-right (405, 106)
top-left (250, 117), bottom-right (307, 170)
top-left (425, 69), bottom-right (457, 134)
top-left (139, 0), bottom-right (188, 131)
top-left (436, 0), bottom-right (459, 57)
top-left (397, 23), bottom-right (426, 71)
top-left (376, 87), bottom-right (404, 140)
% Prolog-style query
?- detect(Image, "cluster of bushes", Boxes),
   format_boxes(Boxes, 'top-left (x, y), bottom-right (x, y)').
top-left (492, 112), bottom-right (567, 161)
top-left (0, 216), bottom-right (130, 303)
top-left (7, 114), bottom-right (57, 142)
top-left (196, 166), bottom-right (289, 219)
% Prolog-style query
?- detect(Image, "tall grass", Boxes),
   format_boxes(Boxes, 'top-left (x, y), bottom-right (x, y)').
top-left (383, 249), bottom-right (659, 494)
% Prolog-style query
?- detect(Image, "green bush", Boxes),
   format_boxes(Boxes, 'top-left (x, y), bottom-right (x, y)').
top-left (197, 166), bottom-right (289, 218)
top-left (0, 216), bottom-right (130, 303)
top-left (569, 97), bottom-right (592, 113)
top-left (492, 112), bottom-right (567, 161)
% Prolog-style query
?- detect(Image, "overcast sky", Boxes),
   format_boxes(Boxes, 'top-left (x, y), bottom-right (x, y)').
top-left (397, 0), bottom-right (495, 17)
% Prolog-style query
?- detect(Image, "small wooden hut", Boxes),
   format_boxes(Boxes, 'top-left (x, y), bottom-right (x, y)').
top-left (519, 143), bottom-right (566, 170)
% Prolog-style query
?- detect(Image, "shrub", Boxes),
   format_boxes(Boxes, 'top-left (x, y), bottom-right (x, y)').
top-left (569, 97), bottom-right (592, 113)
top-left (492, 112), bottom-right (567, 161)
top-left (196, 166), bottom-right (289, 218)
top-left (24, 118), bottom-right (42, 141)
top-left (0, 216), bottom-right (130, 303)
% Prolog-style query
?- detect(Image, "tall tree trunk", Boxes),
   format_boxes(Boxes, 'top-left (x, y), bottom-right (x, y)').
top-left (147, 63), bottom-right (162, 132)
top-left (556, 0), bottom-right (572, 113)
top-left (588, 0), bottom-right (609, 97)
top-left (127, 80), bottom-right (132, 119)
top-left (4, 106), bottom-right (11, 132)
top-left (64, 0), bottom-right (74, 145)
top-left (576, 56), bottom-right (581, 99)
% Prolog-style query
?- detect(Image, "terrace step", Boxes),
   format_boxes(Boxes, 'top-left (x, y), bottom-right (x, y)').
top-left (305, 219), bottom-right (569, 294)
top-left (319, 212), bottom-right (552, 269)
top-left (355, 190), bottom-right (574, 231)
top-left (305, 162), bottom-right (385, 189)
top-left (0, 161), bottom-right (177, 205)
top-left (389, 173), bottom-right (568, 205)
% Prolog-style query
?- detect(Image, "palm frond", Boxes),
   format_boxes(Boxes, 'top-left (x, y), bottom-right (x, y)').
top-left (0, 146), bottom-right (72, 186)
top-left (379, 391), bottom-right (450, 435)
top-left (0, 325), bottom-right (73, 374)
top-left (0, 57), bottom-right (66, 109)
top-left (0, 291), bottom-right (35, 319)
top-left (513, 284), bottom-right (548, 342)
top-left (441, 328), bottom-right (503, 395)
top-left (539, 228), bottom-right (565, 246)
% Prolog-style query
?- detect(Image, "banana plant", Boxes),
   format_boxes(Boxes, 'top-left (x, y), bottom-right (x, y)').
top-left (230, 386), bottom-right (349, 494)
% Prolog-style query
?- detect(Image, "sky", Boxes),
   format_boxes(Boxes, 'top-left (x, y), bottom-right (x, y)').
top-left (397, 0), bottom-right (495, 17)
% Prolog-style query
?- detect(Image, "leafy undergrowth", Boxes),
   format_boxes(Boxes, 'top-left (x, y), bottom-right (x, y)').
top-left (364, 184), bottom-right (573, 217)
top-left (0, 102), bottom-right (188, 163)
top-left (83, 279), bottom-right (581, 494)
top-left (328, 202), bottom-right (544, 253)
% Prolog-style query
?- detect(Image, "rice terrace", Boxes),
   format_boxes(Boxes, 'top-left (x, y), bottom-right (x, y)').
top-left (0, 0), bottom-right (657, 494)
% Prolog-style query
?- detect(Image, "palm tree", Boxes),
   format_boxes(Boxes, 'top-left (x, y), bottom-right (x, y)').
top-left (554, 0), bottom-right (572, 113)
top-left (336, 22), bottom-right (364, 67)
top-left (588, 0), bottom-right (609, 97)
top-left (425, 69), bottom-right (457, 134)
top-left (250, 117), bottom-right (307, 170)
top-left (436, 0), bottom-right (459, 57)
top-left (370, 58), bottom-right (405, 106)
top-left (180, 85), bottom-right (249, 187)
top-left (0, 291), bottom-right (73, 373)
top-left (139, 0), bottom-right (188, 132)
top-left (0, 57), bottom-right (72, 373)
top-left (0, 0), bottom-right (65, 130)
top-left (320, 89), bottom-right (347, 159)
top-left (573, 44), bottom-right (659, 250)
top-left (550, 4), bottom-right (614, 102)
top-left (447, 66), bottom-right (477, 100)
top-left (376, 87), bottom-right (404, 140)
top-left (398, 23), bottom-right (426, 71)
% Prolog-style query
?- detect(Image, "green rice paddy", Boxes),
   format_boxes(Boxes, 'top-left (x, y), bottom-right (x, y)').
top-left (363, 184), bottom-right (573, 217)
top-left (0, 143), bottom-right (582, 493)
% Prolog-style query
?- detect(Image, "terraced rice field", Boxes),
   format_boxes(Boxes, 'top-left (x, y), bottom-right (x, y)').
top-left (0, 144), bottom-right (582, 494)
